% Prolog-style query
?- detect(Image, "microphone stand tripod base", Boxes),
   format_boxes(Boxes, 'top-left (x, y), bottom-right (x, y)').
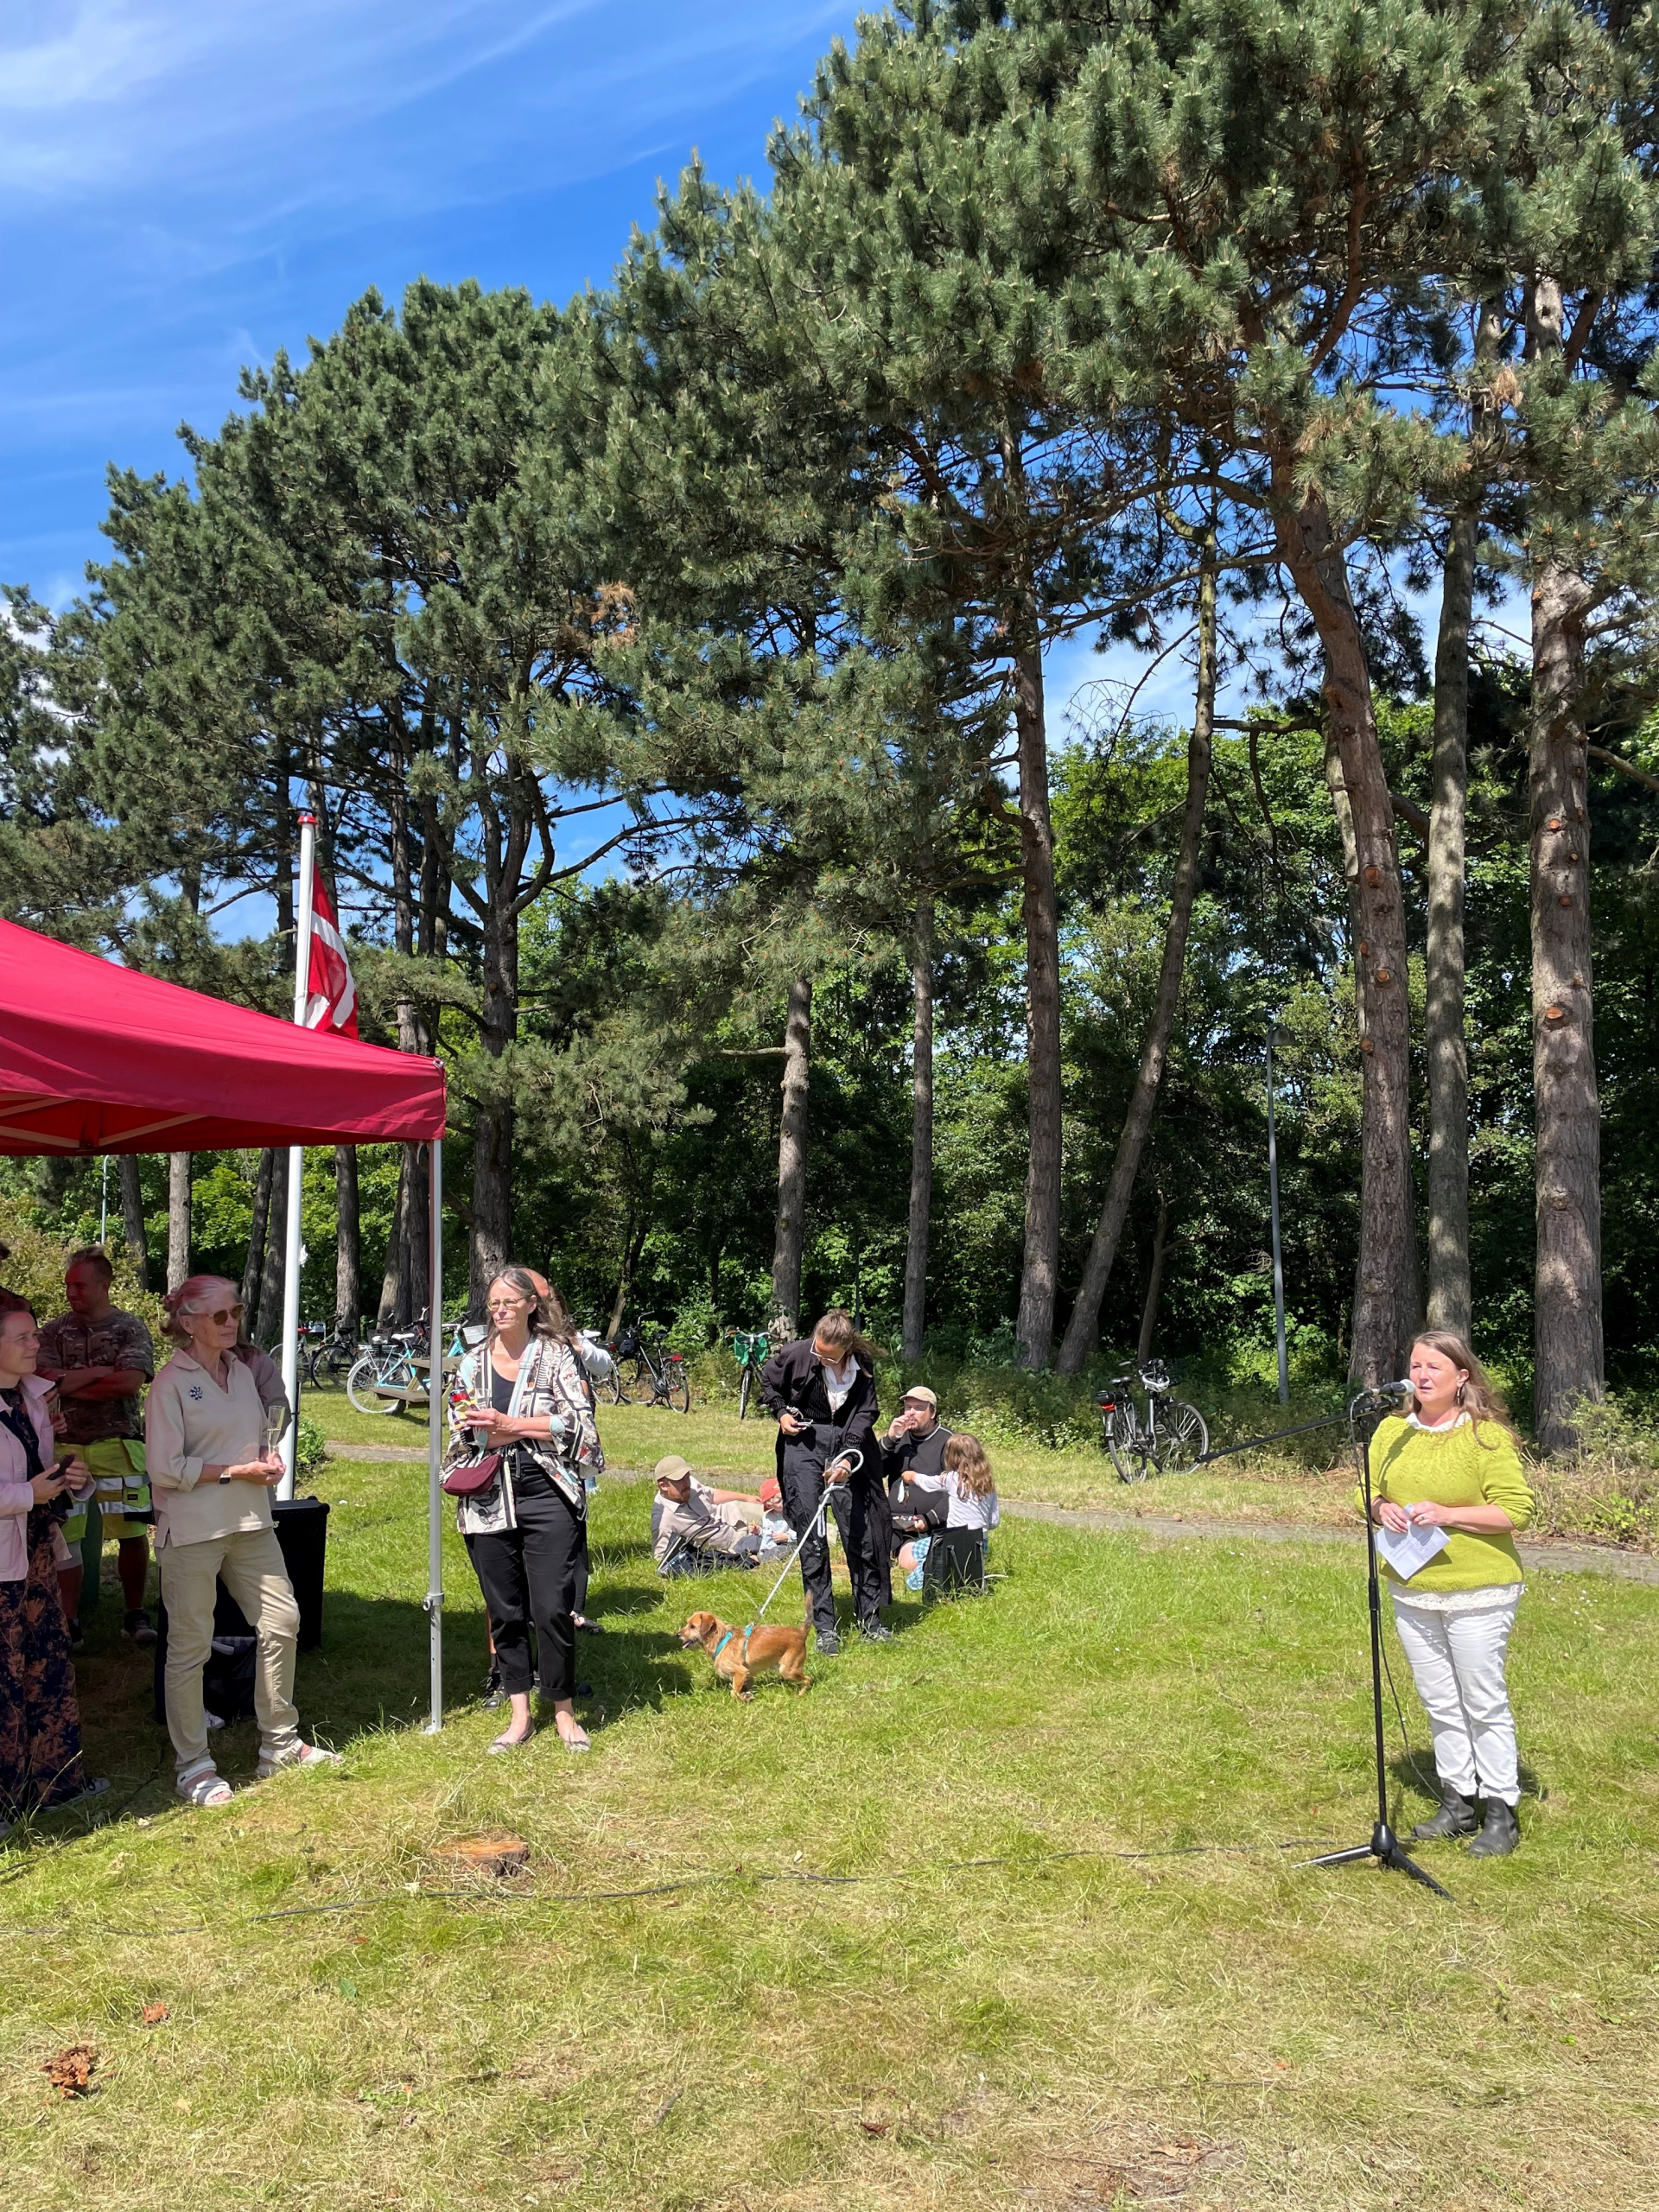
top-left (1303, 1821), bottom-right (1452, 1899)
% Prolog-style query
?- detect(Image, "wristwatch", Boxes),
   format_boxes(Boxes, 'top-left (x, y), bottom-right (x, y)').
top-left (218, 1469), bottom-right (232, 1484)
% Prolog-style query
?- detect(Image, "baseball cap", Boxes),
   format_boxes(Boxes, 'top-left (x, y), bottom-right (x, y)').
top-left (900, 1385), bottom-right (938, 1411)
top-left (654, 1454), bottom-right (694, 1484)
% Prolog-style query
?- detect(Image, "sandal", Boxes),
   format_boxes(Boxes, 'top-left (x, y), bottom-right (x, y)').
top-left (487, 1728), bottom-right (533, 1755)
top-left (176, 1762), bottom-right (232, 1808)
top-left (256, 1741), bottom-right (341, 1782)
top-left (556, 1724), bottom-right (591, 1755)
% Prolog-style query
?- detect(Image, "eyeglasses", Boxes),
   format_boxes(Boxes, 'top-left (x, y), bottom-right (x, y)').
top-left (487, 1297), bottom-right (528, 1313)
top-left (200, 1305), bottom-right (245, 1325)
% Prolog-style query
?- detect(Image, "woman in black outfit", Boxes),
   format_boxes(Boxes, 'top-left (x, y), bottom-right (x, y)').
top-left (758, 1308), bottom-right (887, 1654)
top-left (450, 1268), bottom-right (601, 1753)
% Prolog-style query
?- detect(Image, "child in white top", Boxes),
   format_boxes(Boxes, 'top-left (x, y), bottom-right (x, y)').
top-left (898, 1432), bottom-right (998, 1588)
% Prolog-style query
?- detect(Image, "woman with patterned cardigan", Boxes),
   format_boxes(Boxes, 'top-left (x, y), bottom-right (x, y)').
top-left (448, 1267), bottom-right (601, 1754)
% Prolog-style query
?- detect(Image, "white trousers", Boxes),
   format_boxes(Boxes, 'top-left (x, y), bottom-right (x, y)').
top-left (1391, 1592), bottom-right (1521, 1806)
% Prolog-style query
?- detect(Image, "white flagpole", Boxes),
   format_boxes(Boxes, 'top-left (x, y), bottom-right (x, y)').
top-left (277, 810), bottom-right (318, 1501)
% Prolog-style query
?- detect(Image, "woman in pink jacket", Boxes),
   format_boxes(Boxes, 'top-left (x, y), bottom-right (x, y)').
top-left (0, 1303), bottom-right (106, 1834)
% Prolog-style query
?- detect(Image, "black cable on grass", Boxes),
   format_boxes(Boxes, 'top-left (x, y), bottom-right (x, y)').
top-left (6, 1839), bottom-right (1350, 1937)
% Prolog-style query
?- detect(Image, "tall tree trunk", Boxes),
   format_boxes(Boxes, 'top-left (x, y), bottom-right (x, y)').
top-left (166, 1153), bottom-right (193, 1292)
top-left (468, 772), bottom-right (528, 1309)
top-left (1136, 1191), bottom-right (1171, 1364)
top-left (902, 887), bottom-right (935, 1362)
top-left (118, 1156), bottom-right (149, 1291)
top-left (1058, 542), bottom-right (1216, 1373)
top-left (240, 1148), bottom-right (276, 1317)
top-left (1012, 630), bottom-right (1062, 1369)
top-left (770, 975), bottom-right (812, 1337)
top-left (1426, 507), bottom-right (1478, 1340)
top-left (407, 1142), bottom-right (430, 1324)
top-left (1527, 276), bottom-right (1604, 1452)
top-left (334, 1146), bottom-right (361, 1334)
top-left (255, 1148), bottom-right (289, 1341)
top-left (1274, 480), bottom-right (1414, 1383)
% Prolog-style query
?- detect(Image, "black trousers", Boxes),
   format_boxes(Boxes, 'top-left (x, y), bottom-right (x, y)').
top-left (465, 1478), bottom-right (586, 1700)
top-left (779, 1439), bottom-right (892, 1635)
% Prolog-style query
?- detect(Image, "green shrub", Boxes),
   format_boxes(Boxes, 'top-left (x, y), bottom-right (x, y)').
top-left (1530, 1394), bottom-right (1659, 1553)
top-left (296, 1413), bottom-right (328, 1474)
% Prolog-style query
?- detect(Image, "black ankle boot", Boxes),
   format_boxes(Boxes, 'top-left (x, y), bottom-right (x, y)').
top-left (1467, 1799), bottom-right (1520, 1858)
top-left (1412, 1781), bottom-right (1479, 1841)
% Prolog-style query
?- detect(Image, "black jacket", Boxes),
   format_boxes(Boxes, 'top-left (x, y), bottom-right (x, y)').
top-left (759, 1338), bottom-right (880, 1471)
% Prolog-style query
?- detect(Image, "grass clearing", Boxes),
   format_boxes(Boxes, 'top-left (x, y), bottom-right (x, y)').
top-left (8, 1401), bottom-right (1653, 2209)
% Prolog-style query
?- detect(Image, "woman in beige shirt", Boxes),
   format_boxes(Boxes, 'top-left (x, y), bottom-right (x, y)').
top-left (146, 1275), bottom-right (338, 1805)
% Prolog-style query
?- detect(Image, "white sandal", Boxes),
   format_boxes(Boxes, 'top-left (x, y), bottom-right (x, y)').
top-left (256, 1740), bottom-right (341, 1782)
top-left (176, 1762), bottom-right (232, 1808)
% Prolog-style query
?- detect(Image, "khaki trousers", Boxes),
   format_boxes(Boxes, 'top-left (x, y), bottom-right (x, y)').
top-left (158, 1526), bottom-right (301, 1772)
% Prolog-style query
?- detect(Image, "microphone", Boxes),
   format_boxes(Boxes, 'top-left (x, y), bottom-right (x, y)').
top-left (1349, 1377), bottom-right (1414, 1417)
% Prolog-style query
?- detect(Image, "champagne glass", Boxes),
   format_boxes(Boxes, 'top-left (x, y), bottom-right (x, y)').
top-left (264, 1403), bottom-right (289, 1471)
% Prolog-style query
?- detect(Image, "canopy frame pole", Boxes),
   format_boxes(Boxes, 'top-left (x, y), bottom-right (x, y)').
top-left (424, 1139), bottom-right (445, 1732)
top-left (277, 809), bottom-right (319, 1500)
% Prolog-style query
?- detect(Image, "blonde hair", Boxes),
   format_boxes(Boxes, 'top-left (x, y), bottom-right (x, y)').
top-left (1409, 1332), bottom-right (1519, 1446)
top-left (943, 1430), bottom-right (995, 1499)
top-left (162, 1274), bottom-right (239, 1345)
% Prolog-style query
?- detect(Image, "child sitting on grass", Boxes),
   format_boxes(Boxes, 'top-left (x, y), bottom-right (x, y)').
top-left (894, 1431), bottom-right (999, 1591)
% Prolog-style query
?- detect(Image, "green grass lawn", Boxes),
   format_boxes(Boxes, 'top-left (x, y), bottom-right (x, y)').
top-left (8, 1416), bottom-right (1653, 2211)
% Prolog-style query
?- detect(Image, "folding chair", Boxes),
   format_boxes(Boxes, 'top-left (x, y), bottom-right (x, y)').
top-left (919, 1526), bottom-right (991, 1602)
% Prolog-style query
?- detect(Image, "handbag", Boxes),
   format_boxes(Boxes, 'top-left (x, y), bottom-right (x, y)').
top-left (442, 1450), bottom-right (504, 1498)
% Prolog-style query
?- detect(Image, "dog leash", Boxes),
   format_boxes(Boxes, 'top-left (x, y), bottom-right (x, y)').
top-left (751, 1447), bottom-right (863, 1624)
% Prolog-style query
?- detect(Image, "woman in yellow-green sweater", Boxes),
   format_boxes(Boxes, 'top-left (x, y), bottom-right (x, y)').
top-left (1361, 1332), bottom-right (1535, 1859)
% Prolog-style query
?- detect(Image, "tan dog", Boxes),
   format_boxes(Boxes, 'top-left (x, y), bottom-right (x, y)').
top-left (678, 1611), bottom-right (811, 1700)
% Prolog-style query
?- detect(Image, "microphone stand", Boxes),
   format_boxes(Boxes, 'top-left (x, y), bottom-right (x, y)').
top-left (1303, 1386), bottom-right (1452, 1900)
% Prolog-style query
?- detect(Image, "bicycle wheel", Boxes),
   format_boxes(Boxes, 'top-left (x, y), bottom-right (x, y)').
top-left (609, 1357), bottom-right (650, 1405)
top-left (665, 1363), bottom-right (691, 1414)
top-left (1105, 1408), bottom-right (1153, 1483)
top-left (1154, 1401), bottom-right (1209, 1475)
top-left (321, 1342), bottom-right (358, 1387)
top-left (346, 1355), bottom-right (401, 1417)
top-left (737, 1366), bottom-right (753, 1421)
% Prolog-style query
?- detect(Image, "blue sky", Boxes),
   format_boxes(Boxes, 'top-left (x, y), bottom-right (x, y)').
top-left (2, 0), bottom-right (1224, 947)
top-left (2, 1), bottom-right (860, 604)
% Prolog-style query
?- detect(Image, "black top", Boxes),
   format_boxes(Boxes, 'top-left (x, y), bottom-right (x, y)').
top-left (491, 1363), bottom-right (515, 1415)
top-left (758, 1338), bottom-right (880, 1472)
top-left (0, 1388), bottom-right (45, 1480)
top-left (880, 1420), bottom-right (954, 1485)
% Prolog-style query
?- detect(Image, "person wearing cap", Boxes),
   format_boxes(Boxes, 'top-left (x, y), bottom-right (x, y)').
top-left (651, 1457), bottom-right (765, 1575)
top-left (880, 1386), bottom-right (955, 1544)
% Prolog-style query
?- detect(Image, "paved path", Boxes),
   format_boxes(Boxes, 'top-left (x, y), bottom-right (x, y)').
top-left (324, 1441), bottom-right (1659, 1586)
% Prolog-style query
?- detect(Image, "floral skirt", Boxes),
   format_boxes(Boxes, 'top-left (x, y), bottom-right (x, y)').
top-left (0, 1508), bottom-right (87, 1821)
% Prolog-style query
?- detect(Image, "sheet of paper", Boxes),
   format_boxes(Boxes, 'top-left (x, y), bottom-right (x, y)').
top-left (1375, 1520), bottom-right (1450, 1580)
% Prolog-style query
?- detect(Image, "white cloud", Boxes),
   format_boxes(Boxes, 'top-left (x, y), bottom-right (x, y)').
top-left (0, 3), bottom-right (847, 209)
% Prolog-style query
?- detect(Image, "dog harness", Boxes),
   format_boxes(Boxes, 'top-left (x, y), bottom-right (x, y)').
top-left (710, 1625), bottom-right (757, 1665)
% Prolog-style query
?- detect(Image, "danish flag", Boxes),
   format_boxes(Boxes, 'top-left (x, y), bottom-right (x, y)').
top-left (304, 878), bottom-right (359, 1039)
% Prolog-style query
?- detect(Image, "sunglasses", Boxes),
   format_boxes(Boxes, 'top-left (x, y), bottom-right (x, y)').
top-left (200, 1305), bottom-right (245, 1325)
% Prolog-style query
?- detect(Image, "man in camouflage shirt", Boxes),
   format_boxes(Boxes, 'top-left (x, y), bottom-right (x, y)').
top-left (36, 1248), bottom-right (157, 1645)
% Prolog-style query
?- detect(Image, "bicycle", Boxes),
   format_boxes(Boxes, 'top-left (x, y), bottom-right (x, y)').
top-left (305, 1325), bottom-right (360, 1389)
top-left (728, 1328), bottom-right (771, 1420)
top-left (604, 1315), bottom-right (691, 1413)
top-left (345, 1323), bottom-right (429, 1416)
top-left (1096, 1358), bottom-right (1209, 1482)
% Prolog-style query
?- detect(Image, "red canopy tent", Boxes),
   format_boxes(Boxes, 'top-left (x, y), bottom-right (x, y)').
top-left (0, 918), bottom-right (454, 1725)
